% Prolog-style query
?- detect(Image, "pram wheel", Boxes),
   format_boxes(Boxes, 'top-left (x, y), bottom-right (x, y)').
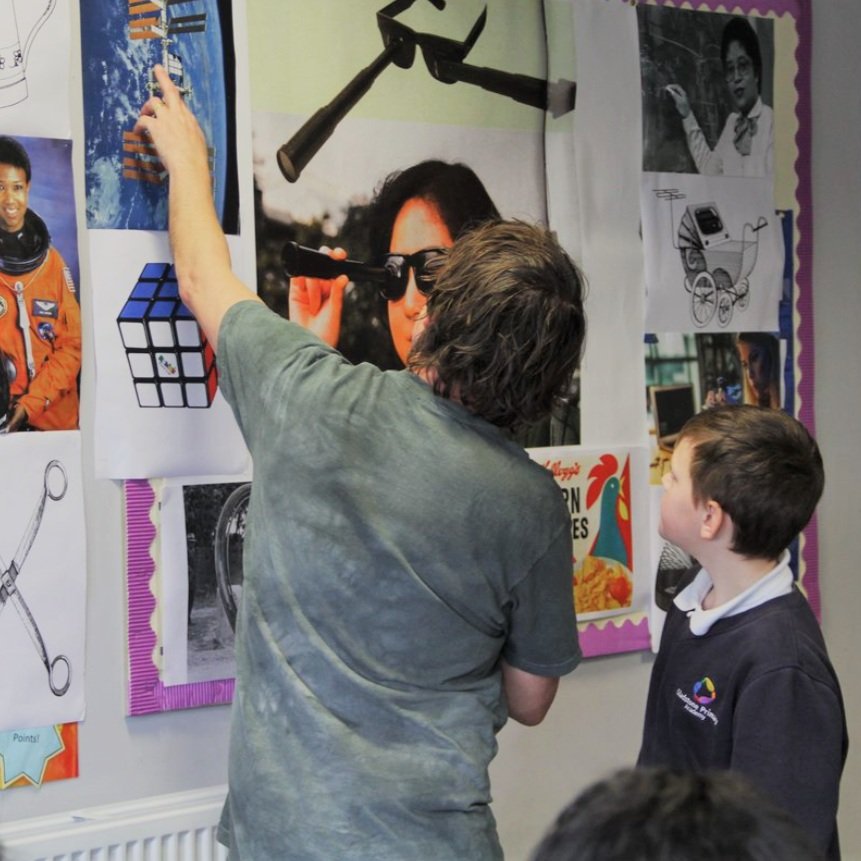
top-left (690, 272), bottom-right (717, 327)
top-left (681, 248), bottom-right (706, 287)
top-left (214, 482), bottom-right (251, 632)
top-left (737, 277), bottom-right (751, 310)
top-left (717, 291), bottom-right (733, 327)
top-left (713, 268), bottom-right (734, 327)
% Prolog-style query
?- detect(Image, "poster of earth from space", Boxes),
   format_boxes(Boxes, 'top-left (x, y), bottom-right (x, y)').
top-left (80, 0), bottom-right (238, 234)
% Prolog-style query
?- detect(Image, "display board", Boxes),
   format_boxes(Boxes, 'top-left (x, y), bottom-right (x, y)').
top-left (117, 0), bottom-right (815, 710)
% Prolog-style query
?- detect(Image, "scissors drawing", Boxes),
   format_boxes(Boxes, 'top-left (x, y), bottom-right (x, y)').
top-left (0, 459), bottom-right (71, 696)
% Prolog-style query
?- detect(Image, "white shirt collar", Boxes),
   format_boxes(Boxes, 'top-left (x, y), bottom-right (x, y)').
top-left (748, 96), bottom-right (764, 119)
top-left (735, 96), bottom-right (764, 121)
top-left (674, 549), bottom-right (793, 635)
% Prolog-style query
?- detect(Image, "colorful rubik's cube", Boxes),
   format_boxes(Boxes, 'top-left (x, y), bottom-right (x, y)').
top-left (117, 263), bottom-right (217, 408)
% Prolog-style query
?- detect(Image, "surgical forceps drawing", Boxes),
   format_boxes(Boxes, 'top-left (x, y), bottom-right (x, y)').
top-left (0, 459), bottom-right (71, 696)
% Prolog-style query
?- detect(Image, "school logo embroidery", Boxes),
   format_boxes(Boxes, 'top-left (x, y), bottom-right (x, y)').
top-left (693, 676), bottom-right (717, 705)
top-left (32, 299), bottom-right (58, 319)
top-left (675, 676), bottom-right (719, 726)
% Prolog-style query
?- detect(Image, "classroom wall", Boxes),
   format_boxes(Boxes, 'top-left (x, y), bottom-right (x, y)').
top-left (808, 1), bottom-right (861, 858)
top-left (0, 2), bottom-right (857, 860)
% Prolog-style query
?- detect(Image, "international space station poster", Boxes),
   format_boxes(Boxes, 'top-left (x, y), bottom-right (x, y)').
top-left (80, 0), bottom-right (239, 234)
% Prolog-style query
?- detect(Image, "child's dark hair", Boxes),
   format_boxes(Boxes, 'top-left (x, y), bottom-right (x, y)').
top-left (531, 767), bottom-right (824, 861)
top-left (679, 405), bottom-right (824, 560)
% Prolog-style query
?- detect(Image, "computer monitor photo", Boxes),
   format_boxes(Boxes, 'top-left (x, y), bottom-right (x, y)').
top-left (649, 383), bottom-right (697, 451)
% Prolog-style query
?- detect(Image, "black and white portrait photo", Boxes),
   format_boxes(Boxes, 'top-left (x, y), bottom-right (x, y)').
top-left (638, 6), bottom-right (775, 177)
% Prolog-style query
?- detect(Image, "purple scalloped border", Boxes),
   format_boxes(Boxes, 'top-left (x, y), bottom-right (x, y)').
top-left (125, 480), bottom-right (234, 716)
top-left (788, 0), bottom-right (819, 617)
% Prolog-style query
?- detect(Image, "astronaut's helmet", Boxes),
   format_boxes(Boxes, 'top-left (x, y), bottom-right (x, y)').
top-left (0, 351), bottom-right (14, 431)
top-left (0, 209), bottom-right (51, 275)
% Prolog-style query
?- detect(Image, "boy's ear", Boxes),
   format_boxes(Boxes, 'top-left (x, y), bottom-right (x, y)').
top-left (699, 500), bottom-right (725, 540)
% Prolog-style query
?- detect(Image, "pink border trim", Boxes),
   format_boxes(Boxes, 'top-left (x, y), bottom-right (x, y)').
top-left (126, 480), bottom-right (159, 714)
top-left (125, 480), bottom-right (234, 716)
top-left (580, 618), bottom-right (651, 658)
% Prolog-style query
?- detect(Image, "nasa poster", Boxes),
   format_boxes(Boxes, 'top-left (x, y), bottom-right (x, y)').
top-left (80, 0), bottom-right (239, 234)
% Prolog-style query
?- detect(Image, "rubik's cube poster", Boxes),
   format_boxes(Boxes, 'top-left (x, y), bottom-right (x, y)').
top-left (89, 229), bottom-right (249, 480)
top-left (117, 263), bottom-right (217, 409)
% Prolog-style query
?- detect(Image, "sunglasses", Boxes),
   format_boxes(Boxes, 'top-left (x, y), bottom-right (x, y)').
top-left (378, 248), bottom-right (447, 301)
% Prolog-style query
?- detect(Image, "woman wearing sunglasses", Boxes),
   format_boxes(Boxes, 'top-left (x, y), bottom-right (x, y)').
top-left (664, 16), bottom-right (773, 177)
top-left (288, 159), bottom-right (498, 367)
top-left (288, 160), bottom-right (580, 446)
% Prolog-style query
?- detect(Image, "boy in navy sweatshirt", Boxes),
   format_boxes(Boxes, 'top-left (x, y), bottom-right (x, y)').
top-left (638, 405), bottom-right (847, 860)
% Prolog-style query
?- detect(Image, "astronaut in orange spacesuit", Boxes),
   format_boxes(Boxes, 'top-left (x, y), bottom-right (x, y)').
top-left (0, 136), bottom-right (81, 432)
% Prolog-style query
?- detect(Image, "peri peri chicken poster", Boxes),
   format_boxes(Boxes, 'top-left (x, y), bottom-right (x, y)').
top-left (529, 445), bottom-right (651, 657)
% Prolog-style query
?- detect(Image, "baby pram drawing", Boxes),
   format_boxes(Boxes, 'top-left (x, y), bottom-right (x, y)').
top-left (656, 190), bottom-right (768, 328)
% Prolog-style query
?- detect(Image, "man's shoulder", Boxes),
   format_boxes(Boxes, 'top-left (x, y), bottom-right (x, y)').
top-left (221, 299), bottom-right (281, 334)
top-left (217, 300), bottom-right (359, 421)
top-left (221, 300), bottom-right (342, 362)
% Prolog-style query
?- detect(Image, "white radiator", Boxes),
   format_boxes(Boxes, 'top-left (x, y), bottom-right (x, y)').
top-left (0, 785), bottom-right (228, 861)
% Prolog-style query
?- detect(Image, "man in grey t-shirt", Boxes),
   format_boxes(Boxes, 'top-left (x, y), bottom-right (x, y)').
top-left (137, 65), bottom-right (587, 860)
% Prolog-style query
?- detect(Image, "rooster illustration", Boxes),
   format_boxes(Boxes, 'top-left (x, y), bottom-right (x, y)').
top-left (585, 454), bottom-right (633, 570)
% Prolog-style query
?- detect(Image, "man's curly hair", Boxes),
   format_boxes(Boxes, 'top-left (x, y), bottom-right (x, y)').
top-left (408, 219), bottom-right (586, 429)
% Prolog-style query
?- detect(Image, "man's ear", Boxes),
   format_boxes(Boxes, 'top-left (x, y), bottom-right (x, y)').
top-left (699, 500), bottom-right (725, 540)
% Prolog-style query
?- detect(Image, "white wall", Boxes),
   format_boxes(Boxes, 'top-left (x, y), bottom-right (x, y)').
top-left (1, 3), bottom-right (858, 861)
top-left (809, 1), bottom-right (861, 859)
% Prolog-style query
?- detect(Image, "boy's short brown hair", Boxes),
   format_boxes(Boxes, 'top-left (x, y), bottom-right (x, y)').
top-left (679, 405), bottom-right (824, 560)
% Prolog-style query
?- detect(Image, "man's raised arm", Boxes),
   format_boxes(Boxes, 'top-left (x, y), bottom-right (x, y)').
top-left (134, 64), bottom-right (260, 348)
